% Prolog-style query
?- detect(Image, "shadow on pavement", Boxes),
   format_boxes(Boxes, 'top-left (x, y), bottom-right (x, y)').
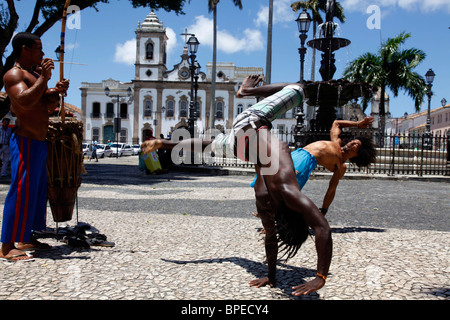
top-left (161, 257), bottom-right (321, 300)
top-left (331, 227), bottom-right (385, 233)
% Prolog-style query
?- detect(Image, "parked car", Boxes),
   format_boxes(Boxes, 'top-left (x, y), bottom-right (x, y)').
top-left (96, 144), bottom-right (113, 158)
top-left (82, 143), bottom-right (89, 157)
top-left (132, 144), bottom-right (141, 155)
top-left (110, 143), bottom-right (133, 157)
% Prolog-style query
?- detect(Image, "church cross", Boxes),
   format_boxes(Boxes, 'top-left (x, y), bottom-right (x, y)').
top-left (180, 28), bottom-right (194, 46)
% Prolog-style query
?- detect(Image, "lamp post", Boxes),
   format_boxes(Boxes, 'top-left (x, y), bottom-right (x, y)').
top-left (193, 61), bottom-right (201, 120)
top-left (105, 86), bottom-right (132, 158)
top-left (153, 106), bottom-right (166, 131)
top-left (55, 46), bottom-right (62, 60)
top-left (294, 10), bottom-right (311, 149)
top-left (296, 10), bottom-right (312, 83)
top-left (187, 35), bottom-right (200, 138)
top-left (424, 68), bottom-right (435, 150)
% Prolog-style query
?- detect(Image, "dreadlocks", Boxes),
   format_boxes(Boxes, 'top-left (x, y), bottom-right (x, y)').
top-left (349, 136), bottom-right (377, 168)
top-left (274, 201), bottom-right (310, 261)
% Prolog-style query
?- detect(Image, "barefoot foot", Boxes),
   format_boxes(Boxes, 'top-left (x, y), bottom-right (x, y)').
top-left (16, 239), bottom-right (52, 251)
top-left (0, 247), bottom-right (34, 262)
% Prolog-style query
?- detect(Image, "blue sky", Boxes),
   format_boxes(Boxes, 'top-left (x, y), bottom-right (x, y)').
top-left (9, 0), bottom-right (450, 118)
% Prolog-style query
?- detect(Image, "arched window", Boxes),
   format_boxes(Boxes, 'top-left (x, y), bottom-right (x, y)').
top-left (146, 43), bottom-right (154, 60)
top-left (106, 102), bottom-right (114, 118)
top-left (237, 103), bottom-right (243, 115)
top-left (120, 103), bottom-right (128, 119)
top-left (92, 102), bottom-right (101, 118)
top-left (216, 101), bottom-right (223, 119)
top-left (120, 129), bottom-right (127, 143)
top-left (144, 100), bottom-right (152, 117)
top-left (92, 127), bottom-right (100, 142)
top-left (166, 100), bottom-right (174, 117)
top-left (180, 100), bottom-right (188, 118)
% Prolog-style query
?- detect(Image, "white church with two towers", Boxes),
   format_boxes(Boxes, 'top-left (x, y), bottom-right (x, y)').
top-left (79, 11), bottom-right (265, 144)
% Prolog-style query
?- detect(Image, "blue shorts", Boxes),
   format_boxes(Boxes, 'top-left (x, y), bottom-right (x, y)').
top-left (250, 148), bottom-right (317, 190)
top-left (1, 134), bottom-right (48, 243)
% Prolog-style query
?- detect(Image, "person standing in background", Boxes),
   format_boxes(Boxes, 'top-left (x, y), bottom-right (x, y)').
top-left (0, 117), bottom-right (12, 177)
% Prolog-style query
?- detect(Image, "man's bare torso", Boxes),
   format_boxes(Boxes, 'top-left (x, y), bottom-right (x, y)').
top-left (5, 67), bottom-right (51, 141)
top-left (303, 140), bottom-right (345, 173)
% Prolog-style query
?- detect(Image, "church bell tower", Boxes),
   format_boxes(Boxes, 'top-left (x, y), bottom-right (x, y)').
top-left (135, 11), bottom-right (168, 81)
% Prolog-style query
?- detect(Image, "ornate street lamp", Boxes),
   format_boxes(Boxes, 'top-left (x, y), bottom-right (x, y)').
top-left (425, 68), bottom-right (435, 133)
top-left (294, 10), bottom-right (311, 149)
top-left (425, 68), bottom-right (435, 85)
top-left (424, 68), bottom-right (435, 150)
top-left (194, 61), bottom-right (201, 119)
top-left (153, 106), bottom-right (166, 127)
top-left (187, 35), bottom-right (200, 55)
top-left (187, 35), bottom-right (200, 138)
top-left (55, 46), bottom-right (62, 61)
top-left (296, 9), bottom-right (312, 83)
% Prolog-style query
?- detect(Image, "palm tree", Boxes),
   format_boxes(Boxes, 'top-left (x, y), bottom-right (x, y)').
top-left (343, 32), bottom-right (427, 134)
top-left (291, 0), bottom-right (345, 82)
top-left (202, 0), bottom-right (243, 129)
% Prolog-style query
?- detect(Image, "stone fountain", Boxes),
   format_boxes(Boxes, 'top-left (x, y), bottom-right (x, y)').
top-left (302, 0), bottom-right (374, 131)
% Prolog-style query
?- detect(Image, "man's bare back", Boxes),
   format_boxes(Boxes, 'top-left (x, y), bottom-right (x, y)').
top-left (303, 140), bottom-right (344, 172)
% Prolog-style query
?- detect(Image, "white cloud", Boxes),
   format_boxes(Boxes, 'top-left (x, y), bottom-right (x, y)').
top-left (254, 6), bottom-right (269, 27)
top-left (114, 39), bottom-right (136, 65)
top-left (165, 27), bottom-right (178, 56)
top-left (419, 0), bottom-right (450, 12)
top-left (341, 0), bottom-right (450, 13)
top-left (188, 15), bottom-right (213, 47)
top-left (65, 42), bottom-right (79, 52)
top-left (254, 0), bottom-right (297, 27)
top-left (189, 15), bottom-right (264, 54)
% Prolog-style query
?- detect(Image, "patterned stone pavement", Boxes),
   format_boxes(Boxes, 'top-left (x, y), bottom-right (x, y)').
top-left (0, 156), bottom-right (448, 309)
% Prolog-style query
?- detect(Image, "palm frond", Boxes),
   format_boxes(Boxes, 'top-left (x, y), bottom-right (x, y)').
top-left (291, 1), bottom-right (324, 24)
top-left (402, 72), bottom-right (427, 111)
top-left (379, 31), bottom-right (410, 58)
top-left (396, 48), bottom-right (426, 69)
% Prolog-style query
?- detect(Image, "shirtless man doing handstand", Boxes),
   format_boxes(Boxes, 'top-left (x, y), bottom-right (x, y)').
top-left (142, 75), bottom-right (375, 295)
top-left (143, 76), bottom-right (334, 295)
top-left (238, 76), bottom-right (376, 292)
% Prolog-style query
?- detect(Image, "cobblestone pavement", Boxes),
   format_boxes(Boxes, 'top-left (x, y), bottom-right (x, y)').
top-left (0, 156), bottom-right (448, 303)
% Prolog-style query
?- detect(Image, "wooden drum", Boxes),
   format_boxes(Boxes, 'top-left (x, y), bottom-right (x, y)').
top-left (46, 118), bottom-right (85, 222)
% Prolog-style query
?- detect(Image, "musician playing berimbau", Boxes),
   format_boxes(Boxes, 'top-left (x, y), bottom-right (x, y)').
top-left (0, 32), bottom-right (69, 262)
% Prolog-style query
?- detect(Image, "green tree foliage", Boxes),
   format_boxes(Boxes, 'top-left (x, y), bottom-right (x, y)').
top-left (0, 0), bottom-right (186, 90)
top-left (343, 32), bottom-right (427, 132)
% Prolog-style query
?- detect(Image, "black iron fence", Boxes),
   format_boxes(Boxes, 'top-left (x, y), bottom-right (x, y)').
top-left (197, 129), bottom-right (450, 177)
top-left (369, 131), bottom-right (449, 176)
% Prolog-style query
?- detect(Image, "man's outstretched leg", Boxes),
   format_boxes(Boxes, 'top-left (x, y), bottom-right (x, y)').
top-left (141, 138), bottom-right (213, 155)
top-left (237, 74), bottom-right (299, 99)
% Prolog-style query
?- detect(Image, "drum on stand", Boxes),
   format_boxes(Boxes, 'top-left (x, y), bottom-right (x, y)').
top-left (46, 118), bottom-right (85, 223)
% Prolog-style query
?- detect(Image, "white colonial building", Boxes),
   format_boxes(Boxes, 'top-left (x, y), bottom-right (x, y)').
top-left (80, 11), bottom-right (293, 145)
